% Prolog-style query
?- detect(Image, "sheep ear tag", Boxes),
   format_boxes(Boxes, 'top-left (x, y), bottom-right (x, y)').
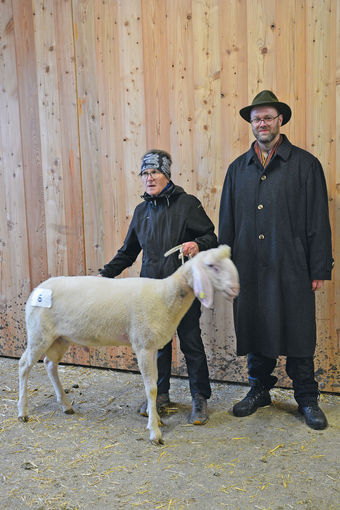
top-left (192, 263), bottom-right (214, 308)
top-left (31, 288), bottom-right (52, 308)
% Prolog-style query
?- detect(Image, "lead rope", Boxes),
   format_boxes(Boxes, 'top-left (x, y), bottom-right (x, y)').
top-left (164, 244), bottom-right (189, 265)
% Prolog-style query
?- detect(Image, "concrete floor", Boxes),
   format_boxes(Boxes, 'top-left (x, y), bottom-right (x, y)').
top-left (1, 357), bottom-right (339, 509)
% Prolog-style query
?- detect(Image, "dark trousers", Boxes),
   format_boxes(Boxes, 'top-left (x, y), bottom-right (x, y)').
top-left (248, 352), bottom-right (319, 406)
top-left (157, 299), bottom-right (211, 399)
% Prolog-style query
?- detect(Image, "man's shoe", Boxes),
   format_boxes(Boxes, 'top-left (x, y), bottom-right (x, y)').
top-left (139, 393), bottom-right (170, 417)
top-left (189, 393), bottom-right (208, 425)
top-left (233, 386), bottom-right (271, 417)
top-left (298, 404), bottom-right (328, 430)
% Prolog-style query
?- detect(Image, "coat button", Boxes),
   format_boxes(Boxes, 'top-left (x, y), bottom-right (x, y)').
top-left (261, 175), bottom-right (267, 180)
top-left (258, 234), bottom-right (265, 240)
top-left (257, 204), bottom-right (263, 210)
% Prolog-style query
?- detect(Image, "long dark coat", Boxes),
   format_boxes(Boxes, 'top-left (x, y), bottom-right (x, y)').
top-left (218, 135), bottom-right (333, 358)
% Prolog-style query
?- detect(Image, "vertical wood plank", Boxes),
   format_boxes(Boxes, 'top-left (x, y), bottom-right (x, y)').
top-left (12, 0), bottom-right (48, 288)
top-left (117, 0), bottom-right (146, 238)
top-left (306, 0), bottom-right (336, 186)
top-left (33, 0), bottom-right (68, 276)
top-left (73, 0), bottom-right (104, 275)
top-left (246, 0), bottom-right (277, 97)
top-left (54, 0), bottom-right (85, 276)
top-left (166, 0), bottom-right (195, 190)
top-left (275, 0), bottom-right (306, 148)
top-left (94, 0), bottom-right (125, 263)
top-left (0, 0), bottom-right (30, 356)
top-left (191, 0), bottom-right (222, 225)
top-left (335, 0), bottom-right (340, 378)
top-left (141, 0), bottom-right (170, 149)
top-left (219, 0), bottom-right (249, 174)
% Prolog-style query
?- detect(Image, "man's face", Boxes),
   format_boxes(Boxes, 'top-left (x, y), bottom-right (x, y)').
top-left (250, 106), bottom-right (282, 144)
top-left (142, 169), bottom-right (169, 196)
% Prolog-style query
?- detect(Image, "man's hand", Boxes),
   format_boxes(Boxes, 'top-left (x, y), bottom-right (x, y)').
top-left (312, 280), bottom-right (324, 291)
top-left (182, 242), bottom-right (199, 258)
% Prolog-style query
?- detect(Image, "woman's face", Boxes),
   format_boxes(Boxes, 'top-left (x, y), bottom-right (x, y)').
top-left (141, 169), bottom-right (169, 196)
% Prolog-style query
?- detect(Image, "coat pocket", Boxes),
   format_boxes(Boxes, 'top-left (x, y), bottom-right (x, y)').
top-left (294, 238), bottom-right (309, 276)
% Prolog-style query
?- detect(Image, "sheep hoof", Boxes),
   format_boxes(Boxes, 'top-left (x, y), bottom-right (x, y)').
top-left (151, 438), bottom-right (164, 446)
top-left (18, 415), bottom-right (29, 423)
top-left (64, 408), bottom-right (75, 415)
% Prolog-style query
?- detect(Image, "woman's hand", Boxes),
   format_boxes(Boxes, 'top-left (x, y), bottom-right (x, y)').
top-left (181, 242), bottom-right (199, 258)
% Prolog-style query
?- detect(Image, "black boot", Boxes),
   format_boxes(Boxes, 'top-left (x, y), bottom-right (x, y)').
top-left (233, 382), bottom-right (271, 417)
top-left (298, 403), bottom-right (328, 430)
top-left (189, 393), bottom-right (208, 425)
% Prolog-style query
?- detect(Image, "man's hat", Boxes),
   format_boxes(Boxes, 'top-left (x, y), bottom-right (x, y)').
top-left (239, 90), bottom-right (292, 126)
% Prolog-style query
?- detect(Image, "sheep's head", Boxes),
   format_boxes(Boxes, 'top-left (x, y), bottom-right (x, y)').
top-left (190, 245), bottom-right (239, 308)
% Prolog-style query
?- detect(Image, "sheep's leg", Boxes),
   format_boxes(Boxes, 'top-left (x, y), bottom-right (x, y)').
top-left (44, 358), bottom-right (74, 414)
top-left (136, 348), bottom-right (163, 445)
top-left (18, 338), bottom-right (47, 421)
top-left (44, 338), bottom-right (73, 414)
top-left (18, 349), bottom-right (32, 421)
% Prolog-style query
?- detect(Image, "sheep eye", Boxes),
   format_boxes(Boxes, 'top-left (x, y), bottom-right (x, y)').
top-left (207, 263), bottom-right (218, 272)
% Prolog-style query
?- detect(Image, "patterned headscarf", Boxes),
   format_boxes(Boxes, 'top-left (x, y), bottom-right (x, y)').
top-left (140, 150), bottom-right (172, 180)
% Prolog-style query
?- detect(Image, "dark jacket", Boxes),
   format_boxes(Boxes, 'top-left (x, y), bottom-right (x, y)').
top-left (101, 182), bottom-right (217, 279)
top-left (218, 135), bottom-right (333, 358)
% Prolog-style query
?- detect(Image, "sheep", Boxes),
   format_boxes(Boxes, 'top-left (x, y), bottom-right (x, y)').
top-left (18, 245), bottom-right (239, 445)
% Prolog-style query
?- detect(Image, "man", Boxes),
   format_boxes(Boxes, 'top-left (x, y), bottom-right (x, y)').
top-left (218, 90), bottom-right (334, 430)
top-left (99, 149), bottom-right (217, 424)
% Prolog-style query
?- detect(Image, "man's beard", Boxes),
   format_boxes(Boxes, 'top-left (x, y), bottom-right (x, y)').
top-left (253, 126), bottom-right (280, 144)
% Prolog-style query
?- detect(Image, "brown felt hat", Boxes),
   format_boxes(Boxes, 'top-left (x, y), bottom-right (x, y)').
top-left (240, 90), bottom-right (292, 126)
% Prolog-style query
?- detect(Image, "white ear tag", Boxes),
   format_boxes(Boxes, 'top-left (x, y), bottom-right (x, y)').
top-left (31, 288), bottom-right (52, 308)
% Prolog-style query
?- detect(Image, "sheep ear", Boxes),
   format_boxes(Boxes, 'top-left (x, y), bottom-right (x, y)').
top-left (192, 262), bottom-right (214, 308)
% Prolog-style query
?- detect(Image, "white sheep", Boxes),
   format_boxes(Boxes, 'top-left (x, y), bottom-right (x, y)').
top-left (18, 245), bottom-right (239, 445)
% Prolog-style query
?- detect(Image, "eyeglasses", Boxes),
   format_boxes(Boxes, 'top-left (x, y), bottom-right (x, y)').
top-left (250, 114), bottom-right (280, 126)
top-left (141, 170), bottom-right (162, 179)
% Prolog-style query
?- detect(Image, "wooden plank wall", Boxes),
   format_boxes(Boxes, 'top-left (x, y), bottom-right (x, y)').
top-left (0, 0), bottom-right (339, 391)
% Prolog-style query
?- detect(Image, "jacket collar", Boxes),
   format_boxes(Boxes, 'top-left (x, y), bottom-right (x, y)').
top-left (141, 181), bottom-right (184, 203)
top-left (246, 134), bottom-right (293, 165)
